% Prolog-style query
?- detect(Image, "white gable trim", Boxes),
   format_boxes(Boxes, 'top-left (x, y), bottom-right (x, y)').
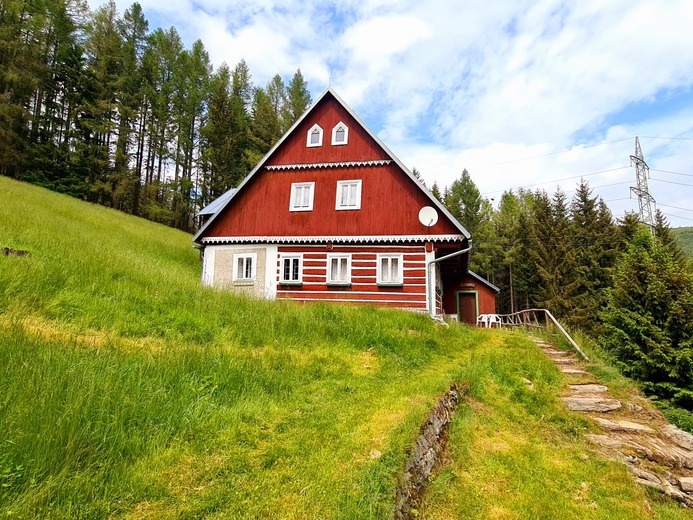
top-left (200, 234), bottom-right (466, 245)
top-left (193, 88), bottom-right (470, 244)
top-left (265, 160), bottom-right (391, 171)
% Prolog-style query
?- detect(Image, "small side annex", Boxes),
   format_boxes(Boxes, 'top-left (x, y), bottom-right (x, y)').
top-left (193, 88), bottom-right (497, 324)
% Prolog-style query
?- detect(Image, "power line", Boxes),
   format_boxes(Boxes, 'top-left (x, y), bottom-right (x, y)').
top-left (650, 168), bottom-right (693, 178)
top-left (640, 136), bottom-right (693, 142)
top-left (481, 166), bottom-right (631, 195)
top-left (660, 212), bottom-right (693, 223)
top-left (650, 177), bottom-right (693, 188)
top-left (658, 203), bottom-right (693, 214)
top-left (488, 137), bottom-right (634, 166)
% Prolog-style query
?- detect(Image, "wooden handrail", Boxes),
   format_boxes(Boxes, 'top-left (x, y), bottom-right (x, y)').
top-left (495, 309), bottom-right (589, 361)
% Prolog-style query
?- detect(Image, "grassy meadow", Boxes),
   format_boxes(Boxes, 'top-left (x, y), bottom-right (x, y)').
top-left (1, 176), bottom-right (691, 518)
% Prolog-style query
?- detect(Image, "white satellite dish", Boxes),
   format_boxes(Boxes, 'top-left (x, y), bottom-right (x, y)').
top-left (418, 206), bottom-right (439, 227)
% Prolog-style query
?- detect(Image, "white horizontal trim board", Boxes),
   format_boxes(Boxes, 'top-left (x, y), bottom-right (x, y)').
top-left (276, 289), bottom-right (424, 296)
top-left (283, 282), bottom-right (427, 287)
top-left (279, 244), bottom-right (425, 250)
top-left (202, 234), bottom-right (466, 245)
top-left (265, 160), bottom-right (392, 170)
top-left (276, 297), bottom-right (427, 305)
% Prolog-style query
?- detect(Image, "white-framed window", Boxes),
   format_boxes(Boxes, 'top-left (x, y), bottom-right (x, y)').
top-left (233, 253), bottom-right (257, 282)
top-left (306, 123), bottom-right (323, 147)
top-left (280, 254), bottom-right (303, 284)
top-left (331, 121), bottom-right (349, 145)
top-left (377, 254), bottom-right (403, 285)
top-left (335, 180), bottom-right (362, 210)
top-left (290, 182), bottom-right (315, 212)
top-left (327, 254), bottom-right (351, 285)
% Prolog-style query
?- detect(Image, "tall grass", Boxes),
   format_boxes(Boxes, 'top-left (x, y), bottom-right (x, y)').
top-left (1, 177), bottom-right (691, 518)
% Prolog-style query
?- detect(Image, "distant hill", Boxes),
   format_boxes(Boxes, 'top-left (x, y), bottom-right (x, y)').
top-left (673, 227), bottom-right (693, 257)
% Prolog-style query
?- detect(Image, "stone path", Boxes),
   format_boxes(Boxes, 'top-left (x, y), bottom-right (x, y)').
top-left (533, 337), bottom-right (693, 507)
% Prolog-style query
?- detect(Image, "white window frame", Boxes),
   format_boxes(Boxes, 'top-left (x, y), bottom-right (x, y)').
top-left (335, 179), bottom-right (362, 210)
top-left (279, 254), bottom-right (303, 285)
top-left (290, 182), bottom-right (315, 212)
top-left (326, 254), bottom-right (351, 285)
top-left (306, 123), bottom-right (323, 147)
top-left (377, 254), bottom-right (403, 286)
top-left (331, 121), bottom-right (349, 146)
top-left (232, 253), bottom-right (257, 283)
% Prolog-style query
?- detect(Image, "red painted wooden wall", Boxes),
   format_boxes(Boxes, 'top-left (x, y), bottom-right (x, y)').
top-left (276, 245), bottom-right (427, 309)
top-left (200, 92), bottom-right (462, 241)
top-left (442, 272), bottom-right (498, 321)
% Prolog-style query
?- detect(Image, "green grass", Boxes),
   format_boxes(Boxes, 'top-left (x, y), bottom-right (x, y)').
top-left (1, 176), bottom-right (692, 518)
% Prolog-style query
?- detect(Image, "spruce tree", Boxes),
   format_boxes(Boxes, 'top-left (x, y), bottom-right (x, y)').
top-left (601, 226), bottom-right (693, 406)
top-left (283, 69), bottom-right (311, 130)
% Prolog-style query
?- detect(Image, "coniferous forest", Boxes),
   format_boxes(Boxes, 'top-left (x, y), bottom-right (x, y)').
top-left (0, 0), bottom-right (311, 231)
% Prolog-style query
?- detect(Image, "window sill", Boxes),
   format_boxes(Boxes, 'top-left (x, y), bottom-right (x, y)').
top-left (335, 206), bottom-right (361, 211)
top-left (327, 282), bottom-right (352, 288)
top-left (377, 282), bottom-right (403, 288)
top-left (280, 281), bottom-right (303, 287)
top-left (233, 280), bottom-right (255, 286)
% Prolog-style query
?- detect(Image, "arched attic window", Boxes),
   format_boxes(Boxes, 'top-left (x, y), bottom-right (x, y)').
top-left (331, 121), bottom-right (349, 145)
top-left (306, 124), bottom-right (323, 147)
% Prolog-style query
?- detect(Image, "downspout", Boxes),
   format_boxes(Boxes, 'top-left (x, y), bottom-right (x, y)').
top-left (427, 240), bottom-right (472, 318)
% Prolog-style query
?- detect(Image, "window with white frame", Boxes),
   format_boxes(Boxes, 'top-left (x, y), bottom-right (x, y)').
top-left (377, 254), bottom-right (403, 285)
top-left (233, 253), bottom-right (256, 282)
top-left (327, 254), bottom-right (351, 285)
top-left (331, 121), bottom-right (349, 145)
top-left (280, 254), bottom-right (303, 284)
top-left (290, 182), bottom-right (315, 212)
top-left (335, 179), bottom-right (362, 210)
top-left (306, 124), bottom-right (323, 147)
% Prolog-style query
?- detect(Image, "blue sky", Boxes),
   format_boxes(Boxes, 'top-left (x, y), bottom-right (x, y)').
top-left (97, 0), bottom-right (693, 226)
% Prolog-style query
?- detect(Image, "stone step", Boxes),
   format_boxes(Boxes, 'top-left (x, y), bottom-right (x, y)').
top-left (662, 424), bottom-right (693, 451)
top-left (594, 418), bottom-right (656, 433)
top-left (562, 397), bottom-right (622, 412)
top-left (553, 358), bottom-right (577, 364)
top-left (569, 384), bottom-right (608, 394)
top-left (561, 367), bottom-right (588, 375)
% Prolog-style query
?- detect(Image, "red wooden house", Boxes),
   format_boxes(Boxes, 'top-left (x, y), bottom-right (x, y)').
top-left (193, 88), bottom-right (497, 323)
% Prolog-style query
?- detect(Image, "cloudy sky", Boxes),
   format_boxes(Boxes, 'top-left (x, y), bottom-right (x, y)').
top-left (99, 0), bottom-right (693, 226)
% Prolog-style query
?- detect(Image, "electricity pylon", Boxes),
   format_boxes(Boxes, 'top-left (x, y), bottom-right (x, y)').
top-left (630, 136), bottom-right (656, 233)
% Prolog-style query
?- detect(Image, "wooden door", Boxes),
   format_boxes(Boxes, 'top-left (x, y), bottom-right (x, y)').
top-left (457, 292), bottom-right (478, 325)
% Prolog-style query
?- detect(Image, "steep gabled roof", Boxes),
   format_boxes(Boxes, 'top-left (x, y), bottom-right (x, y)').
top-left (193, 87), bottom-right (470, 244)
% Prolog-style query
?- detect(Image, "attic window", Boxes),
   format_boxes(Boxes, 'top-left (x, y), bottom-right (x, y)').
top-left (307, 124), bottom-right (323, 147)
top-left (331, 122), bottom-right (349, 145)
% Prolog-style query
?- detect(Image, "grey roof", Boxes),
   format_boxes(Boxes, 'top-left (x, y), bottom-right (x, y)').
top-left (193, 87), bottom-right (471, 244)
top-left (468, 271), bottom-right (501, 293)
top-left (197, 188), bottom-right (237, 217)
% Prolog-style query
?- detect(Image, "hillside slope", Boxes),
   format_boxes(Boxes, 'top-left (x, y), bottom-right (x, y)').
top-left (1, 176), bottom-right (691, 518)
top-left (674, 227), bottom-right (693, 258)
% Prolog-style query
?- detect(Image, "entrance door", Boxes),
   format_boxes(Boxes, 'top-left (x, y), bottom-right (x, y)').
top-left (457, 291), bottom-right (478, 325)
